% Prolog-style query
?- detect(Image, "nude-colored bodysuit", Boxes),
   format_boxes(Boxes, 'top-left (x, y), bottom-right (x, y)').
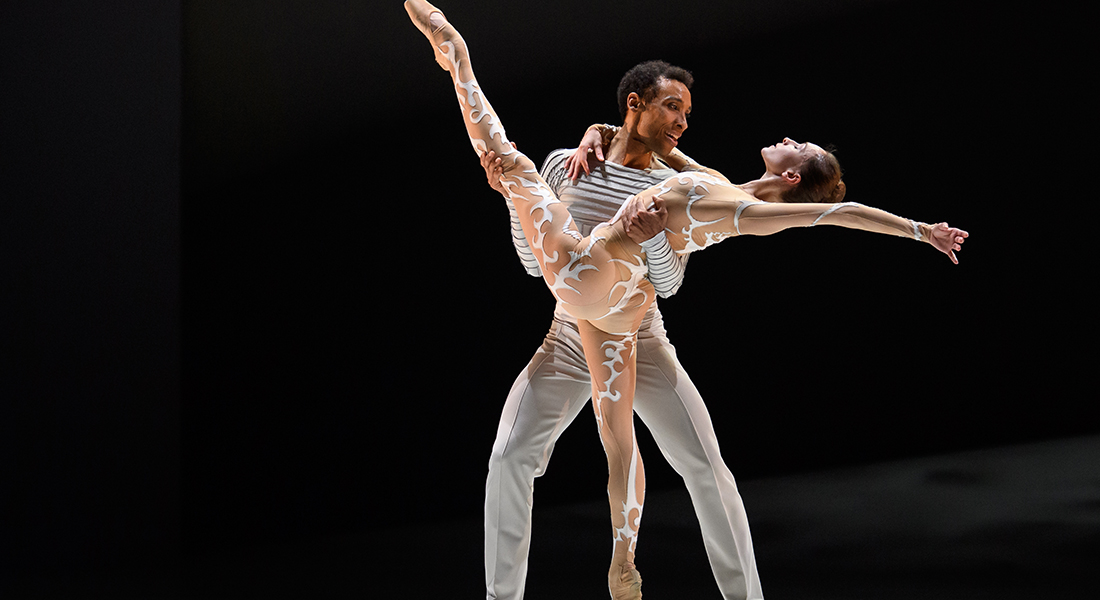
top-left (405, 1), bottom-right (933, 589)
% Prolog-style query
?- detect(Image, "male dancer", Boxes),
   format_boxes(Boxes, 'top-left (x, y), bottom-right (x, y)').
top-left (482, 60), bottom-right (763, 600)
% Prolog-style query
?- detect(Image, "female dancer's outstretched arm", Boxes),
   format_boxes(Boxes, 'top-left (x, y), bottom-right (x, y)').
top-left (630, 172), bottom-right (968, 263)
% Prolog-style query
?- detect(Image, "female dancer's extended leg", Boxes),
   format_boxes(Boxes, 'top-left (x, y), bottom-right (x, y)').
top-left (404, 0), bottom-right (651, 332)
top-left (405, 2), bottom-right (650, 596)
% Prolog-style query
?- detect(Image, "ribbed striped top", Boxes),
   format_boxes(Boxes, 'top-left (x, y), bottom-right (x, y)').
top-left (504, 148), bottom-right (689, 298)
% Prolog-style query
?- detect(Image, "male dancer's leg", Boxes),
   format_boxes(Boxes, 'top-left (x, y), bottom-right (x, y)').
top-left (487, 307), bottom-right (764, 600)
top-left (633, 308), bottom-right (764, 600)
top-left (485, 317), bottom-right (592, 600)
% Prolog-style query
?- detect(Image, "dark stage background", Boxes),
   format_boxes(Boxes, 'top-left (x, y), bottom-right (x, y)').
top-left (2, 0), bottom-right (1091, 598)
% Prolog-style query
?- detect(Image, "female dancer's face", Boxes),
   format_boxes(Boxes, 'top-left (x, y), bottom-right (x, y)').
top-left (761, 137), bottom-right (824, 175)
top-left (633, 78), bottom-right (692, 157)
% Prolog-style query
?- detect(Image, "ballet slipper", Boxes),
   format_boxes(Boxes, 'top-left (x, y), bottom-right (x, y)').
top-left (608, 562), bottom-right (643, 600)
top-left (403, 0), bottom-right (451, 71)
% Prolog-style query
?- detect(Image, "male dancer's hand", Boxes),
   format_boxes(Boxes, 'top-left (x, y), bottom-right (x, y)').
top-left (622, 194), bottom-right (668, 244)
top-left (480, 142), bottom-right (517, 197)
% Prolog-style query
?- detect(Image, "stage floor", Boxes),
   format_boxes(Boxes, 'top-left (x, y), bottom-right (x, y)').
top-left (181, 435), bottom-right (1098, 599)
top-left (8, 435), bottom-right (1096, 598)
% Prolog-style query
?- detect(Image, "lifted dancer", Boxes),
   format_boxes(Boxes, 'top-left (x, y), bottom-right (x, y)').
top-left (404, 2), bottom-right (967, 598)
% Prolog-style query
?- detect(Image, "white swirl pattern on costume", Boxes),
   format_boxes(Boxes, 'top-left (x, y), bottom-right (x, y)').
top-left (590, 337), bottom-right (644, 553)
top-left (662, 173), bottom-right (735, 253)
top-left (441, 41), bottom-right (507, 157)
top-left (507, 176), bottom-right (562, 267)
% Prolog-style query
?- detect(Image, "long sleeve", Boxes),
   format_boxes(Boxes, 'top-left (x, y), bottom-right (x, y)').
top-left (640, 231), bottom-right (688, 298)
top-left (504, 197), bottom-right (543, 276)
top-left (500, 148), bottom-right (573, 278)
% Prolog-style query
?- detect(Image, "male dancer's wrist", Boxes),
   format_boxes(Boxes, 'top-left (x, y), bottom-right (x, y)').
top-left (639, 230), bottom-right (667, 248)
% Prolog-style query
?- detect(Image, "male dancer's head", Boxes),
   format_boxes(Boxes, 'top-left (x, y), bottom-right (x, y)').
top-left (614, 61), bottom-right (845, 204)
top-left (608, 60), bottom-right (694, 169)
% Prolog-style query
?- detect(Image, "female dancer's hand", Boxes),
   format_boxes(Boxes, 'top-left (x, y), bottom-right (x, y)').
top-left (566, 126), bottom-right (606, 180)
top-left (480, 142), bottom-right (517, 197)
top-left (928, 222), bottom-right (969, 264)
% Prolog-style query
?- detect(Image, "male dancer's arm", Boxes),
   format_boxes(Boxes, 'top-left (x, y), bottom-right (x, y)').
top-left (564, 123), bottom-right (741, 297)
top-left (482, 147), bottom-right (675, 283)
top-left (482, 147), bottom-right (686, 297)
top-left (571, 124), bottom-right (731, 184)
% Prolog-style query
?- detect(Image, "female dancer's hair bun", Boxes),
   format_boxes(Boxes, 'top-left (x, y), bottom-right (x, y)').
top-left (781, 148), bottom-right (845, 204)
top-left (829, 180), bottom-right (847, 203)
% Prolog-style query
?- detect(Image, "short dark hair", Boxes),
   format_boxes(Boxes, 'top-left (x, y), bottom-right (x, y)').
top-left (617, 60), bottom-right (694, 121)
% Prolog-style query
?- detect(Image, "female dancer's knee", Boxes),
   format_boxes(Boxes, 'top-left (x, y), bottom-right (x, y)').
top-left (501, 151), bottom-right (536, 177)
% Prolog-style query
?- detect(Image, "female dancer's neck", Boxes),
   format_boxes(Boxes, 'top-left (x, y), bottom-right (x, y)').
top-left (738, 175), bottom-right (787, 203)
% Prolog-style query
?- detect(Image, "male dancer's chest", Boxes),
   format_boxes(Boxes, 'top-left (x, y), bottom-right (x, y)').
top-left (555, 163), bottom-right (673, 236)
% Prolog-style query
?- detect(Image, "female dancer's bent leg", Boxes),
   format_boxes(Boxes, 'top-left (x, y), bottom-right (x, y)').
top-left (405, 2), bottom-right (650, 596)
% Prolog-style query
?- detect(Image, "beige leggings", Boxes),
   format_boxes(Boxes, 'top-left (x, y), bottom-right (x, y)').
top-left (411, 2), bottom-right (931, 574)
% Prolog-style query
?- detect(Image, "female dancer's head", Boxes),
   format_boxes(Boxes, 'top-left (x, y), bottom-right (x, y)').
top-left (761, 138), bottom-right (847, 203)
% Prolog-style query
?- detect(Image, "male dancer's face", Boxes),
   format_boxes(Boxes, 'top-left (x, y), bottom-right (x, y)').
top-left (632, 78), bottom-right (691, 157)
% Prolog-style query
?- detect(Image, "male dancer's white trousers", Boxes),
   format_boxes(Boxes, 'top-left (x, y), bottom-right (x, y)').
top-left (484, 302), bottom-right (764, 600)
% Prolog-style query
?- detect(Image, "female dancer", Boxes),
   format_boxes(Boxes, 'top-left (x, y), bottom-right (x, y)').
top-left (404, 2), bottom-right (967, 598)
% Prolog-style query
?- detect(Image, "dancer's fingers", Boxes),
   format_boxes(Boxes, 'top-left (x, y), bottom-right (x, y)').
top-left (480, 150), bottom-right (506, 194)
top-left (567, 151), bottom-right (582, 180)
top-left (567, 147), bottom-right (592, 180)
top-left (622, 195), bottom-right (642, 234)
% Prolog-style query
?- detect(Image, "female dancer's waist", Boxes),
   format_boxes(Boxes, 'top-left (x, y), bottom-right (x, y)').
top-left (553, 300), bottom-right (665, 333)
